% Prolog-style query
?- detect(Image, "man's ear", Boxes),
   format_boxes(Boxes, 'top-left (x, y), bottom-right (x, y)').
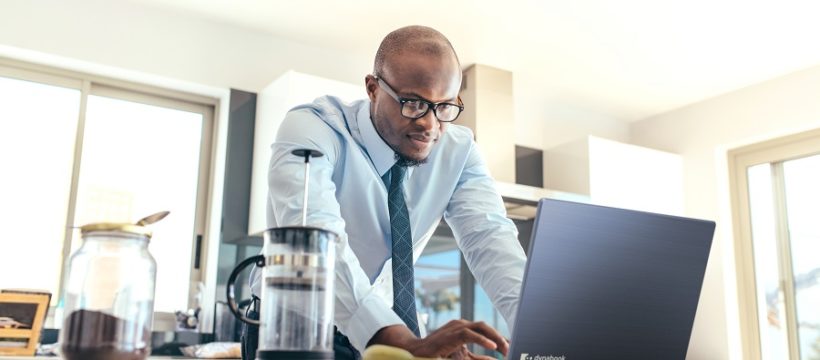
top-left (365, 75), bottom-right (378, 102)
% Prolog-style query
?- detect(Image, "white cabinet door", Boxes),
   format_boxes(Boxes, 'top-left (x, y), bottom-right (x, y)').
top-left (545, 135), bottom-right (684, 216)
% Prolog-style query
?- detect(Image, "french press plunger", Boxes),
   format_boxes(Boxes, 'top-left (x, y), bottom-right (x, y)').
top-left (227, 149), bottom-right (339, 360)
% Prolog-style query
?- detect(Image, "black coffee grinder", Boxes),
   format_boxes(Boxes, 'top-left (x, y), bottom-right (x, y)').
top-left (227, 149), bottom-right (339, 360)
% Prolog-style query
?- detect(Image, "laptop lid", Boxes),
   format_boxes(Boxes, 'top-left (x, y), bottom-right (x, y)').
top-left (509, 199), bottom-right (715, 360)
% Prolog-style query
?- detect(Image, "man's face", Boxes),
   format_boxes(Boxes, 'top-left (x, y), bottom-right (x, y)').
top-left (366, 52), bottom-right (461, 166)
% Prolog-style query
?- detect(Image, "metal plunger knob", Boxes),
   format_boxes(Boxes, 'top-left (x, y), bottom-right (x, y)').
top-left (291, 149), bottom-right (324, 226)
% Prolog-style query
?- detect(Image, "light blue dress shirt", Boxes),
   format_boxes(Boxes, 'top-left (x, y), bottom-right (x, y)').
top-left (255, 95), bottom-right (526, 352)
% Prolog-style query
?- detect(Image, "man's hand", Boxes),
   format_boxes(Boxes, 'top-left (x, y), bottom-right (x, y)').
top-left (368, 320), bottom-right (509, 359)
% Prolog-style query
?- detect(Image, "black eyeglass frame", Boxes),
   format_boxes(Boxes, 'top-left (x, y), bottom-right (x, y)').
top-left (373, 75), bottom-right (464, 122)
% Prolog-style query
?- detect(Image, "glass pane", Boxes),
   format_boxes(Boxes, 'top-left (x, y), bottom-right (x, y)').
top-left (0, 76), bottom-right (80, 301)
top-left (73, 95), bottom-right (204, 314)
top-left (783, 154), bottom-right (820, 360)
top-left (415, 244), bottom-right (461, 334)
top-left (747, 163), bottom-right (791, 358)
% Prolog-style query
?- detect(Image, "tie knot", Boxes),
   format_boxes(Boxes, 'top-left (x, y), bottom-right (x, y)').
top-left (390, 164), bottom-right (406, 187)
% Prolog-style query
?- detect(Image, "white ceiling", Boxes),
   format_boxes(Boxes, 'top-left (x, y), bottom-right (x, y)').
top-left (127, 0), bottom-right (820, 121)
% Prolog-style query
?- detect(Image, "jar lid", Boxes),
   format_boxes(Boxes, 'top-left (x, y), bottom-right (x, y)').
top-left (80, 223), bottom-right (153, 239)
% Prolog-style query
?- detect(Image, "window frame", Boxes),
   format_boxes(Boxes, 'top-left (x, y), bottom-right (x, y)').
top-left (0, 57), bottom-right (220, 329)
top-left (728, 128), bottom-right (820, 359)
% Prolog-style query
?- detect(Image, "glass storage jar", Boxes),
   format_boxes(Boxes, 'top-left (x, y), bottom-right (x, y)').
top-left (60, 223), bottom-right (157, 360)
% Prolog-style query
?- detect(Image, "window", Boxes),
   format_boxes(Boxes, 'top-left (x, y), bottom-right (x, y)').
top-left (0, 60), bottom-right (215, 318)
top-left (415, 247), bottom-right (461, 333)
top-left (0, 74), bottom-right (82, 297)
top-left (730, 129), bottom-right (820, 360)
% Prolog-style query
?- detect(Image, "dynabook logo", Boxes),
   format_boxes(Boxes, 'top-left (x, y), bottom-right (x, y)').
top-left (520, 354), bottom-right (566, 360)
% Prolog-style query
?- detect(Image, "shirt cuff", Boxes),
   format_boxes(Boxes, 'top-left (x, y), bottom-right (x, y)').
top-left (342, 294), bottom-right (405, 353)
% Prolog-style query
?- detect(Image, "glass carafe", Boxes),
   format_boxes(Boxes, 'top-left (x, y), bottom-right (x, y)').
top-left (258, 226), bottom-right (337, 359)
top-left (60, 223), bottom-right (157, 360)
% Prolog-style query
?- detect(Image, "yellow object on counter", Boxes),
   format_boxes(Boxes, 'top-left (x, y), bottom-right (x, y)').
top-left (362, 345), bottom-right (441, 360)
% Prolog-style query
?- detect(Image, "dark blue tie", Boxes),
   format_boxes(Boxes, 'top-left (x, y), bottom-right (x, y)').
top-left (385, 164), bottom-right (420, 337)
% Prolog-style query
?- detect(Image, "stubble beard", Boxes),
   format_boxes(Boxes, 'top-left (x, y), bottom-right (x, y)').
top-left (394, 151), bottom-right (427, 168)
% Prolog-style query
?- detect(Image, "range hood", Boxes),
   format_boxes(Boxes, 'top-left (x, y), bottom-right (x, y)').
top-left (460, 64), bottom-right (586, 221)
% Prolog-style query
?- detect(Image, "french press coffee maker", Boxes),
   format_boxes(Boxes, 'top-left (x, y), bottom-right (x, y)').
top-left (227, 149), bottom-right (339, 360)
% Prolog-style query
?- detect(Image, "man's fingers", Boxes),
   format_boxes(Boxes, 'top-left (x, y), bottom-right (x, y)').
top-left (417, 320), bottom-right (509, 358)
top-left (449, 344), bottom-right (495, 360)
top-left (465, 321), bottom-right (508, 355)
top-left (441, 319), bottom-right (469, 330)
top-left (500, 337), bottom-right (510, 355)
top-left (458, 328), bottom-right (498, 351)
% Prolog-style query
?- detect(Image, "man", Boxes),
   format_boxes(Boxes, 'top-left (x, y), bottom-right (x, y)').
top-left (261, 25), bottom-right (526, 359)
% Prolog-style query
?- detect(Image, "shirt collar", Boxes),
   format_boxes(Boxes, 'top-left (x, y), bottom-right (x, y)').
top-left (358, 101), bottom-right (397, 177)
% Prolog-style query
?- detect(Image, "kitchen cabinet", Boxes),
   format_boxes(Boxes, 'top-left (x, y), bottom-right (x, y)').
top-left (544, 135), bottom-right (684, 215)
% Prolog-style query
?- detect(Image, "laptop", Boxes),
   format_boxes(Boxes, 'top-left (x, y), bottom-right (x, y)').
top-left (509, 199), bottom-right (715, 360)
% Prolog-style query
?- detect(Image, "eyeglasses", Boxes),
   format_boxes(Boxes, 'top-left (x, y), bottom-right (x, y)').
top-left (374, 76), bottom-right (464, 122)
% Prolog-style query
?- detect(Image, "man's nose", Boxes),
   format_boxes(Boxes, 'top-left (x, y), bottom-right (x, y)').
top-left (413, 110), bottom-right (439, 133)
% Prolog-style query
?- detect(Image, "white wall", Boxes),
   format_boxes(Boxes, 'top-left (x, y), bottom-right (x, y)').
top-left (630, 64), bottom-right (820, 360)
top-left (0, 0), bottom-right (371, 93)
top-left (514, 76), bottom-right (631, 150)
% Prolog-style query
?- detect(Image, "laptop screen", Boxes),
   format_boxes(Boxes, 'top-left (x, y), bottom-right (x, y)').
top-left (509, 199), bottom-right (715, 360)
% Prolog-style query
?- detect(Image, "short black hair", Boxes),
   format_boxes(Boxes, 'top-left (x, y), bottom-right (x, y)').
top-left (373, 25), bottom-right (460, 78)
